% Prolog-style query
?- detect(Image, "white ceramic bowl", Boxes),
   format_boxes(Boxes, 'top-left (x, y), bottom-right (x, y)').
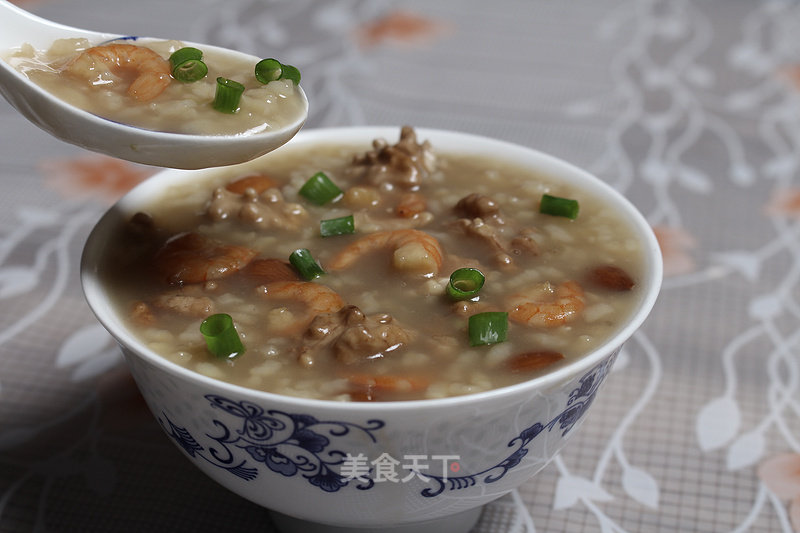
top-left (81, 127), bottom-right (662, 533)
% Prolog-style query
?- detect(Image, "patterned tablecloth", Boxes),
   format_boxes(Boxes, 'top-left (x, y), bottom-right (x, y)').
top-left (2, 0), bottom-right (800, 531)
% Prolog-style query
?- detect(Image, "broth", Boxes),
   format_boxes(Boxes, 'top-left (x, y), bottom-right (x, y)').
top-left (99, 127), bottom-right (646, 401)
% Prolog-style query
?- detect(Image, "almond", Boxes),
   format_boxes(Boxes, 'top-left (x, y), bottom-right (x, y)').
top-left (588, 265), bottom-right (635, 291)
top-left (507, 350), bottom-right (565, 373)
top-left (225, 174), bottom-right (276, 195)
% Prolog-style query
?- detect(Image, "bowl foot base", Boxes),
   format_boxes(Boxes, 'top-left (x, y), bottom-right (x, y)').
top-left (270, 506), bottom-right (483, 533)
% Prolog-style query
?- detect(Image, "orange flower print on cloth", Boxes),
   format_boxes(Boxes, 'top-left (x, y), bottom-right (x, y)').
top-left (40, 154), bottom-right (154, 204)
top-left (652, 225), bottom-right (696, 277)
top-left (765, 187), bottom-right (800, 219)
top-left (779, 65), bottom-right (800, 91)
top-left (355, 10), bottom-right (450, 48)
top-left (758, 453), bottom-right (800, 531)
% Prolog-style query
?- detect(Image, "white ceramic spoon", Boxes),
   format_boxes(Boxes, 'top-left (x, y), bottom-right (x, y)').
top-left (0, 0), bottom-right (308, 169)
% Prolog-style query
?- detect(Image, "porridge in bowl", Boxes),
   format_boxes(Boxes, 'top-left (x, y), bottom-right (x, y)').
top-left (3, 37), bottom-right (305, 136)
top-left (95, 127), bottom-right (647, 402)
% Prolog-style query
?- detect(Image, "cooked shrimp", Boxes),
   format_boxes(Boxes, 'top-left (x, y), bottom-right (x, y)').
top-left (507, 281), bottom-right (585, 328)
top-left (242, 258), bottom-right (300, 284)
top-left (155, 232), bottom-right (257, 285)
top-left (259, 281), bottom-right (345, 334)
top-left (66, 43), bottom-right (171, 101)
top-left (327, 229), bottom-right (443, 276)
top-left (395, 192), bottom-right (427, 218)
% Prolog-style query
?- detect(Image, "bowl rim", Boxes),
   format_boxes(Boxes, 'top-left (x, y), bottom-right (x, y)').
top-left (81, 125), bottom-right (663, 412)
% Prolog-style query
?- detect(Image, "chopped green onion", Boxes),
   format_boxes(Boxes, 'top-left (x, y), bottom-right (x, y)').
top-left (254, 58), bottom-right (283, 83)
top-left (539, 194), bottom-right (579, 219)
top-left (289, 248), bottom-right (326, 280)
top-left (447, 268), bottom-right (485, 300)
top-left (213, 77), bottom-right (245, 114)
top-left (320, 215), bottom-right (355, 237)
top-left (279, 64), bottom-right (301, 85)
top-left (169, 47), bottom-right (208, 83)
top-left (169, 47), bottom-right (203, 67)
top-left (254, 58), bottom-right (301, 85)
top-left (200, 313), bottom-right (245, 360)
top-left (468, 312), bottom-right (509, 346)
top-left (299, 171), bottom-right (342, 205)
top-left (172, 59), bottom-right (208, 83)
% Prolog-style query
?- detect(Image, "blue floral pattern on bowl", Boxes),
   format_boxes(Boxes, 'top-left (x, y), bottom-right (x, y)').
top-left (421, 355), bottom-right (615, 497)
top-left (160, 357), bottom-right (612, 496)
top-left (159, 395), bottom-right (384, 492)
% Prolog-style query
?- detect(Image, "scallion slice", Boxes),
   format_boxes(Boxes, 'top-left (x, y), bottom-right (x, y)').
top-left (320, 215), bottom-right (355, 237)
top-left (447, 268), bottom-right (485, 300)
top-left (213, 77), bottom-right (245, 114)
top-left (468, 312), bottom-right (509, 346)
top-left (289, 248), bottom-right (326, 280)
top-left (254, 58), bottom-right (301, 85)
top-left (539, 194), bottom-right (579, 219)
top-left (200, 313), bottom-right (245, 360)
top-left (172, 59), bottom-right (208, 83)
top-left (279, 64), bottom-right (301, 85)
top-left (169, 47), bottom-right (203, 67)
top-left (299, 171), bottom-right (342, 205)
top-left (169, 47), bottom-right (208, 83)
top-left (254, 58), bottom-right (283, 83)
